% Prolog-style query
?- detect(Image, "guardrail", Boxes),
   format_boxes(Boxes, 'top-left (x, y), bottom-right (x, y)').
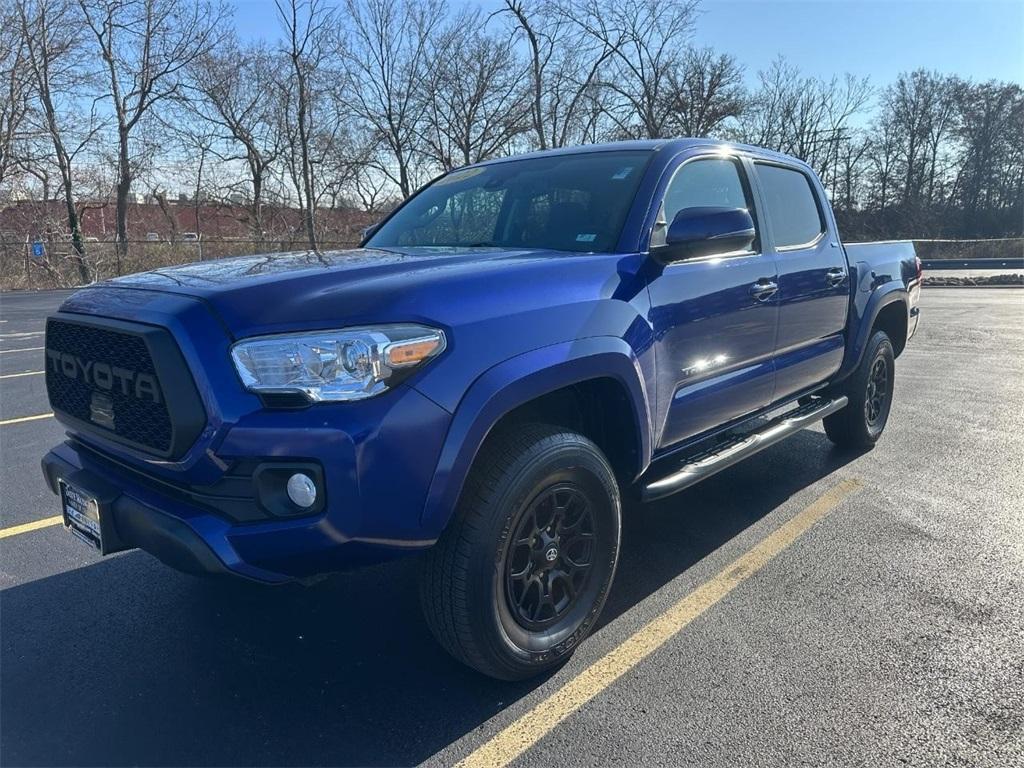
top-left (921, 258), bottom-right (1024, 270)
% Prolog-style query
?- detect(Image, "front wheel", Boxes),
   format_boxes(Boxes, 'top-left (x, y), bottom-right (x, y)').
top-left (824, 330), bottom-right (896, 448)
top-left (419, 423), bottom-right (621, 680)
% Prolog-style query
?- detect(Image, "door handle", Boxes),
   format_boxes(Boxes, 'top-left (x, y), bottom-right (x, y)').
top-left (750, 279), bottom-right (778, 301)
top-left (826, 267), bottom-right (847, 286)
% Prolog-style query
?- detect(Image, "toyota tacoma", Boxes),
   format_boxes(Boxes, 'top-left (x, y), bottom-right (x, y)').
top-left (41, 139), bottom-right (921, 679)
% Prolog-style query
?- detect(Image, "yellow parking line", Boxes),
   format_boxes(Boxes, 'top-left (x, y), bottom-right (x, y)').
top-left (0, 516), bottom-right (63, 539)
top-left (457, 477), bottom-right (862, 768)
top-left (0, 412), bottom-right (53, 426)
top-left (0, 370), bottom-right (44, 379)
top-left (0, 346), bottom-right (43, 354)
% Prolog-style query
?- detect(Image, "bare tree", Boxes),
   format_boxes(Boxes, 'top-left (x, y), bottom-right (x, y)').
top-left (340, 0), bottom-right (443, 198)
top-left (150, 109), bottom-right (223, 245)
top-left (956, 80), bottom-right (1023, 235)
top-left (561, 0), bottom-right (701, 140)
top-left (0, 0), bottom-right (33, 193)
top-left (499, 0), bottom-right (617, 149)
top-left (78, 0), bottom-right (227, 272)
top-left (866, 114), bottom-right (900, 213)
top-left (188, 38), bottom-right (283, 244)
top-left (670, 47), bottom-right (745, 138)
top-left (349, 163), bottom-right (396, 213)
top-left (735, 58), bottom-right (870, 190)
top-left (275, 0), bottom-right (332, 248)
top-left (17, 0), bottom-right (102, 282)
top-left (420, 13), bottom-right (530, 170)
top-left (833, 131), bottom-right (871, 212)
top-left (879, 70), bottom-right (962, 208)
top-left (13, 142), bottom-right (54, 200)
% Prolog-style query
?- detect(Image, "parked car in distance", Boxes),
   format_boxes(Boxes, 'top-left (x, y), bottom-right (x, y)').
top-left (145, 232), bottom-right (161, 242)
top-left (41, 139), bottom-right (921, 679)
top-left (180, 232), bottom-right (200, 242)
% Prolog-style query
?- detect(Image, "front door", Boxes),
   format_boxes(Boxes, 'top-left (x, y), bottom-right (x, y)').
top-left (646, 156), bottom-right (779, 450)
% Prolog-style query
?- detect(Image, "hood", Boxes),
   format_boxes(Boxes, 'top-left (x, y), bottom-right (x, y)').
top-left (104, 247), bottom-right (525, 293)
top-left (87, 246), bottom-right (626, 338)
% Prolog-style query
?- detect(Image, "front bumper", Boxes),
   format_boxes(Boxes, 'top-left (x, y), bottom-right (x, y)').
top-left (42, 380), bottom-right (453, 583)
top-left (43, 450), bottom-right (234, 577)
top-left (42, 437), bottom-right (439, 583)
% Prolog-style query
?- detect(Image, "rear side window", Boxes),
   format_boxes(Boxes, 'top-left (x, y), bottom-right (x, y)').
top-left (755, 163), bottom-right (824, 248)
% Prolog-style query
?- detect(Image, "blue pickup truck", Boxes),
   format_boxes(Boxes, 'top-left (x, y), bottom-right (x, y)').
top-left (41, 139), bottom-right (921, 679)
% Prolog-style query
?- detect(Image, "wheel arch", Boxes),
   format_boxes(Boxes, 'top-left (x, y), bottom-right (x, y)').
top-left (835, 282), bottom-right (908, 383)
top-left (418, 337), bottom-right (652, 538)
top-left (872, 301), bottom-right (909, 357)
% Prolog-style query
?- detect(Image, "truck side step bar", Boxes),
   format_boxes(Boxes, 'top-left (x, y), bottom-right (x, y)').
top-left (641, 396), bottom-right (849, 502)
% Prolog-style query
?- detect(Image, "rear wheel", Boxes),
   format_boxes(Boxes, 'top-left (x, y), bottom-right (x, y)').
top-left (824, 330), bottom-right (895, 448)
top-left (420, 423), bottom-right (621, 680)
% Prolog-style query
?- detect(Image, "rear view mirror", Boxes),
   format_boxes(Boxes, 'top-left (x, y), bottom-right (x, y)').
top-left (654, 206), bottom-right (755, 262)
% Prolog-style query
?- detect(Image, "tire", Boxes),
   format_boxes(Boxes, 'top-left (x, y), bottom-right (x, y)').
top-left (419, 423), bottom-right (621, 680)
top-left (824, 330), bottom-right (896, 449)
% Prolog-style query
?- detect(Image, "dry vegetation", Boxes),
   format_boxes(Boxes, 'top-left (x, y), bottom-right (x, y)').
top-left (1, 0), bottom-right (1021, 290)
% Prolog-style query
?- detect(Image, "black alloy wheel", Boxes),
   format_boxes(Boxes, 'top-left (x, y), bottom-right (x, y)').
top-left (503, 483), bottom-right (596, 630)
top-left (865, 356), bottom-right (890, 427)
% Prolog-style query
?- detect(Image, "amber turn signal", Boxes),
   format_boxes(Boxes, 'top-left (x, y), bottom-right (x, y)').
top-left (385, 336), bottom-right (444, 367)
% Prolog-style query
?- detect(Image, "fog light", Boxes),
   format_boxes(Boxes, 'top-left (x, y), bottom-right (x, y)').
top-left (286, 473), bottom-right (317, 508)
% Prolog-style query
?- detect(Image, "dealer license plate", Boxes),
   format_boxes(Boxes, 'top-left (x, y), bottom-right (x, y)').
top-left (59, 480), bottom-right (103, 551)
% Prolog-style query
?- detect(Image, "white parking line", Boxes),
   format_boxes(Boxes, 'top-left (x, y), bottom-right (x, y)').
top-left (0, 332), bottom-right (44, 339)
top-left (0, 347), bottom-right (43, 354)
top-left (0, 413), bottom-right (54, 426)
top-left (0, 370), bottom-right (44, 379)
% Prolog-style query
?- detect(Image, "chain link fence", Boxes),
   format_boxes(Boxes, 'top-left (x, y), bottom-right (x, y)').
top-left (0, 237), bottom-right (361, 290)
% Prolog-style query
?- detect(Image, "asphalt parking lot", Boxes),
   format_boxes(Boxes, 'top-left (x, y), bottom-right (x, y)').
top-left (1, 288), bottom-right (1022, 767)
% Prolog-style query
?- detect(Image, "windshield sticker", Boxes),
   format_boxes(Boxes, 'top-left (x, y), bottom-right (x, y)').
top-left (434, 167), bottom-right (486, 186)
top-left (611, 167), bottom-right (634, 180)
top-left (576, 233), bottom-right (597, 243)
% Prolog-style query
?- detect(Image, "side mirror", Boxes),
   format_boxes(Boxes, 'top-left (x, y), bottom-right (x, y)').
top-left (654, 206), bottom-right (755, 262)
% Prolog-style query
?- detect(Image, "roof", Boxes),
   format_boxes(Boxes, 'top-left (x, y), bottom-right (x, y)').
top-left (473, 138), bottom-right (811, 171)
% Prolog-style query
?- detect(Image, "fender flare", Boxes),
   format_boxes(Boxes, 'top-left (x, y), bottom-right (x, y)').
top-left (418, 336), bottom-right (652, 537)
top-left (836, 274), bottom-right (908, 382)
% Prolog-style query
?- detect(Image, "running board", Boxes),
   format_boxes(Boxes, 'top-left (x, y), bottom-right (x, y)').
top-left (641, 396), bottom-right (848, 502)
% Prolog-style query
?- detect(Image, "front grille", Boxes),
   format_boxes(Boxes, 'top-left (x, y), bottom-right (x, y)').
top-left (45, 316), bottom-right (203, 457)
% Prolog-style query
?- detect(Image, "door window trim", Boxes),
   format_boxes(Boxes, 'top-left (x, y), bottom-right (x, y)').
top-left (649, 153), bottom-right (763, 262)
top-left (752, 160), bottom-right (827, 252)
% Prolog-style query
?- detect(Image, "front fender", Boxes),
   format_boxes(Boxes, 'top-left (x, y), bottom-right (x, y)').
top-left (417, 336), bottom-right (652, 538)
top-left (835, 263), bottom-right (908, 381)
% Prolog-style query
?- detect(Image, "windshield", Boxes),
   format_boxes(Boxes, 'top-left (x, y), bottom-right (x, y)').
top-left (367, 150), bottom-right (651, 253)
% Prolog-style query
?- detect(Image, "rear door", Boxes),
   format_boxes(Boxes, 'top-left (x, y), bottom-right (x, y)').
top-left (646, 155), bottom-right (779, 450)
top-left (752, 162), bottom-right (849, 401)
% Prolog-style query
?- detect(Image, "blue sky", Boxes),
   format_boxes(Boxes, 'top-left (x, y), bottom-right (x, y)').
top-left (229, 0), bottom-right (1023, 86)
top-left (699, 0), bottom-right (1022, 85)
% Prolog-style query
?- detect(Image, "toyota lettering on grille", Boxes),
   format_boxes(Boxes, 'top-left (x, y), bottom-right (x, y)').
top-left (46, 350), bottom-right (163, 404)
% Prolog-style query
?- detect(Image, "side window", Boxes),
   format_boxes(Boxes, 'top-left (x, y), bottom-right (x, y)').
top-left (653, 158), bottom-right (756, 249)
top-left (754, 163), bottom-right (825, 248)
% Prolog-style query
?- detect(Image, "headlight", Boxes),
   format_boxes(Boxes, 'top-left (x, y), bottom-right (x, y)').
top-left (230, 324), bottom-right (446, 402)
